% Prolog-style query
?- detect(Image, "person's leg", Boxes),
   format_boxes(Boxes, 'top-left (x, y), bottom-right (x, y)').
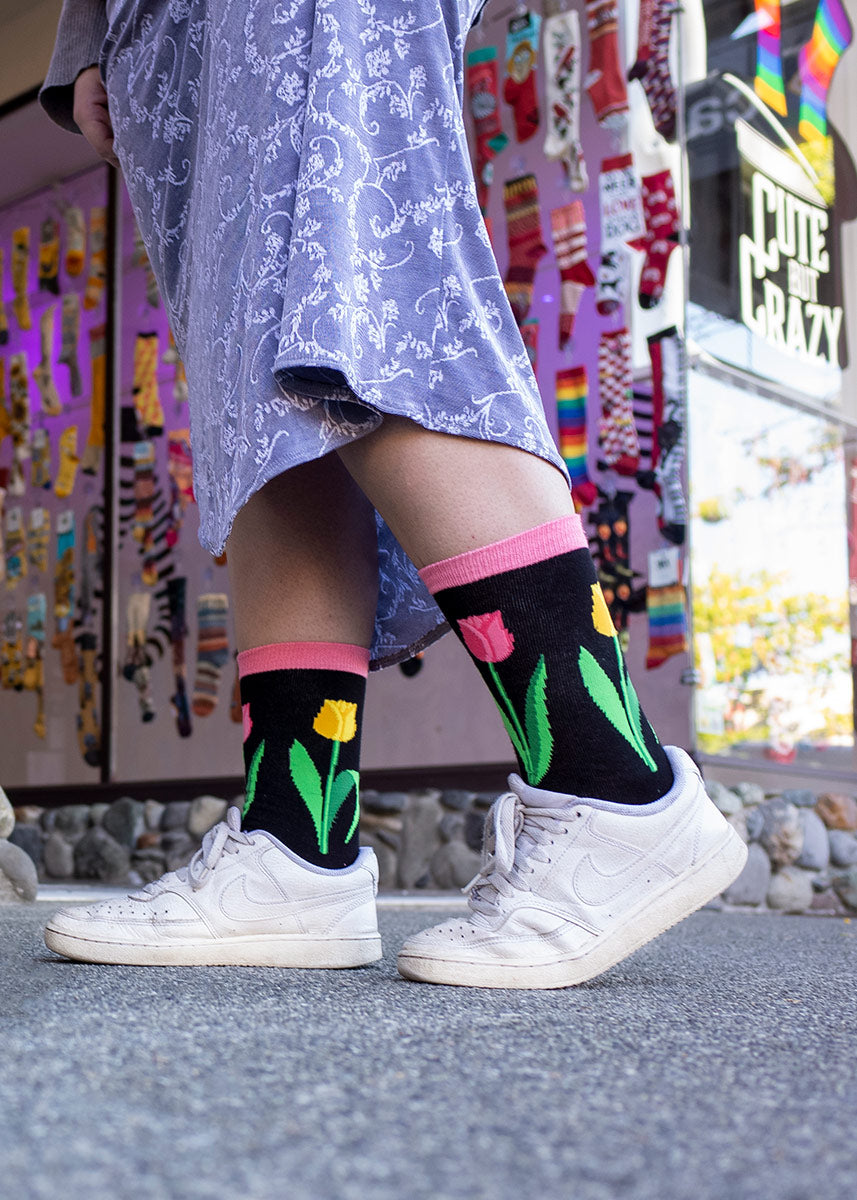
top-left (339, 418), bottom-right (746, 988)
top-left (338, 416), bottom-right (672, 803)
top-left (44, 454), bottom-right (384, 967)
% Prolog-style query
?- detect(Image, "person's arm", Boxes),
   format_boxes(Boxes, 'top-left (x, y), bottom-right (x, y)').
top-left (39, 0), bottom-right (109, 134)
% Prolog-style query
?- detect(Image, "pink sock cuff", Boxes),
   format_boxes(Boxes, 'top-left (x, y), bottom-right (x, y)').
top-left (418, 515), bottom-right (589, 594)
top-left (237, 642), bottom-right (370, 678)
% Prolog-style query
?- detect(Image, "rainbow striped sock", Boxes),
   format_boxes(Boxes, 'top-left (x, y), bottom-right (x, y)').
top-left (799, 0), bottom-right (853, 141)
top-left (754, 0), bottom-right (787, 116)
top-left (556, 366), bottom-right (597, 509)
top-left (645, 583), bottom-right (688, 669)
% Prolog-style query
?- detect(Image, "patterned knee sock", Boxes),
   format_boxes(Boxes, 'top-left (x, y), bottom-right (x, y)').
top-left (556, 366), bottom-right (598, 510)
top-left (504, 10), bottom-right (541, 143)
top-left (64, 205), bottom-right (86, 277)
top-left (84, 206), bottom-right (107, 310)
top-left (636, 170), bottom-right (680, 308)
top-left (238, 642), bottom-right (368, 867)
top-left (4, 506), bottom-right (26, 590)
top-left (12, 227), bottom-right (31, 332)
top-left (798, 0), bottom-right (853, 141)
top-left (38, 219), bottom-right (61, 295)
top-left (59, 292), bottom-right (83, 397)
top-left (628, 0), bottom-right (677, 140)
top-left (550, 201), bottom-right (596, 349)
top-left (543, 9), bottom-right (588, 191)
top-left (420, 517), bottom-right (672, 803)
top-left (754, 0), bottom-right (787, 116)
top-left (598, 328), bottom-right (640, 476)
top-left (585, 0), bottom-right (629, 136)
top-left (192, 593), bottom-right (230, 717)
top-left (503, 175), bottom-right (548, 326)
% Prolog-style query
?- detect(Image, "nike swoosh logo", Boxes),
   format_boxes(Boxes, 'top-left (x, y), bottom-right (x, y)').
top-left (570, 815), bottom-right (661, 908)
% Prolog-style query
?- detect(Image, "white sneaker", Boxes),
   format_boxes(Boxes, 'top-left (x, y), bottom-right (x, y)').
top-left (397, 746), bottom-right (747, 989)
top-left (44, 807), bottom-right (382, 967)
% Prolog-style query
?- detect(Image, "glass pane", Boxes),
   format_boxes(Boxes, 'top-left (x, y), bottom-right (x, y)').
top-left (689, 368), bottom-right (853, 766)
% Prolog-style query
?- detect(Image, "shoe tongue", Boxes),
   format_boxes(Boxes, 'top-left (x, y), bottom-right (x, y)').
top-left (507, 773), bottom-right (578, 811)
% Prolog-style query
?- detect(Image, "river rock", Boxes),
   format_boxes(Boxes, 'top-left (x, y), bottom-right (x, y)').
top-left (359, 832), bottom-right (397, 891)
top-left (0, 786), bottom-right (14, 839)
top-left (144, 799), bottom-right (165, 831)
top-left (795, 809), bottom-right (830, 871)
top-left (73, 827), bottom-right (131, 883)
top-left (161, 801), bottom-right (191, 832)
top-left (464, 809), bottom-right (486, 854)
top-left (781, 788), bottom-right (817, 808)
top-left (767, 866), bottom-right (814, 912)
top-left (722, 842), bottom-right (771, 906)
top-left (9, 825), bottom-right (43, 871)
top-left (0, 839), bottom-right (38, 901)
top-left (162, 832), bottom-right (198, 872)
top-left (439, 812), bottom-right (465, 843)
top-left (734, 781), bottom-right (766, 808)
top-left (103, 797), bottom-right (145, 848)
top-left (706, 780), bottom-right (743, 816)
top-left (757, 799), bottom-right (803, 866)
top-left (136, 830), bottom-right (161, 851)
top-left (828, 830), bottom-right (857, 868)
top-left (43, 832), bottom-right (75, 878)
top-left (744, 806), bottom-right (764, 842)
top-left (187, 795), bottom-right (228, 837)
top-left (90, 803), bottom-right (110, 827)
top-left (54, 804), bottom-right (91, 838)
top-left (726, 811), bottom-right (749, 843)
top-left (831, 866), bottom-right (857, 910)
top-left (363, 791), bottom-right (409, 815)
top-left (130, 849), bottom-right (167, 883)
top-left (39, 809), bottom-right (57, 833)
top-left (440, 789), bottom-right (473, 812)
top-left (397, 791), bottom-right (443, 888)
top-left (13, 805), bottom-right (44, 826)
top-left (430, 842), bottom-right (482, 889)
top-left (816, 793), bottom-right (857, 831)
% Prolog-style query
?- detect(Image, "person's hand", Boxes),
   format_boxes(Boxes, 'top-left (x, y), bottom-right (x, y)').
top-left (73, 65), bottom-right (120, 169)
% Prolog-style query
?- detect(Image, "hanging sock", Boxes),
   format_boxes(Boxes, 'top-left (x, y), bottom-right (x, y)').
top-left (798, 0), bottom-right (853, 141)
top-left (636, 169), bottom-right (680, 308)
top-left (1, 610), bottom-right (24, 689)
top-left (466, 47), bottom-right (509, 212)
top-left (628, 0), bottom-right (677, 140)
top-left (166, 428), bottom-right (194, 547)
top-left (30, 429), bottom-right (52, 491)
top-left (556, 366), bottom-right (598, 511)
top-left (543, 9), bottom-right (588, 191)
top-left (0, 248), bottom-right (8, 344)
top-left (503, 174), bottom-right (547, 325)
top-left (550, 201), bottom-right (596, 349)
top-left (503, 10), bottom-right (541, 143)
top-left (753, 0), bottom-right (788, 115)
top-left (598, 328), bottom-right (640, 476)
top-left (52, 511), bottom-right (78, 685)
top-left (239, 641), bottom-right (369, 867)
top-left (3, 506), bottom-right (26, 591)
top-left (59, 292), bottom-right (83, 397)
top-left (132, 332), bottom-right (164, 437)
top-left (84, 206), bottom-right (108, 310)
top-left (77, 630), bottom-right (102, 766)
top-left (38, 218), bottom-right (61, 295)
top-left (25, 592), bottom-right (47, 738)
top-left (28, 507), bottom-right (50, 573)
top-left (646, 583), bottom-right (688, 669)
top-left (8, 353), bottom-right (32, 497)
top-left (54, 425), bottom-right (80, 499)
top-left (81, 324), bottom-right (107, 475)
top-left (11, 227), bottom-right (31, 331)
top-left (163, 328), bottom-right (189, 403)
top-left (647, 326), bottom-right (687, 545)
top-left (420, 516), bottom-right (673, 803)
top-left (133, 218), bottom-right (160, 308)
top-left (585, 0), bottom-right (629, 137)
top-left (64, 205), bottom-right (86, 276)
top-left (32, 306), bottom-right (63, 416)
top-left (167, 576), bottom-right (192, 738)
top-left (596, 244), bottom-right (631, 316)
top-left (589, 490), bottom-right (638, 640)
top-left (191, 593), bottom-right (230, 717)
top-left (123, 590), bottom-right (156, 722)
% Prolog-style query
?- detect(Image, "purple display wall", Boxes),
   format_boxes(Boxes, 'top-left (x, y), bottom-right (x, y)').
top-left (0, 164), bottom-right (109, 787)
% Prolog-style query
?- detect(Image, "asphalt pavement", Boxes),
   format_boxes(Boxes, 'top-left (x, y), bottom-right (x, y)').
top-left (1, 899), bottom-right (855, 1200)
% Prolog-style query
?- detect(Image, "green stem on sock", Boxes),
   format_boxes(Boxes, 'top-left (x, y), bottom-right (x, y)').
top-left (242, 739), bottom-right (265, 819)
top-left (320, 738), bottom-right (341, 856)
top-left (613, 639), bottom-right (657, 771)
top-left (488, 661), bottom-right (532, 779)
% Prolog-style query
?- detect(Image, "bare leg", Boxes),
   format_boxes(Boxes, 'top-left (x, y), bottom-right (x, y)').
top-left (336, 415), bottom-right (572, 568)
top-left (226, 453), bottom-right (379, 651)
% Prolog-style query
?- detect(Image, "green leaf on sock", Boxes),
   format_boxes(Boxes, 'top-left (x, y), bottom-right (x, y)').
top-left (578, 646), bottom-right (654, 768)
top-left (496, 703), bottom-right (531, 779)
top-left (289, 738), bottom-right (324, 843)
top-left (242, 739), bottom-right (265, 819)
top-left (524, 654), bottom-right (552, 786)
top-left (615, 641), bottom-right (657, 772)
top-left (331, 770), bottom-right (361, 844)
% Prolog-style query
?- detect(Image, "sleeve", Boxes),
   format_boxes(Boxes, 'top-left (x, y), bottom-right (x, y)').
top-left (38, 0), bottom-right (109, 135)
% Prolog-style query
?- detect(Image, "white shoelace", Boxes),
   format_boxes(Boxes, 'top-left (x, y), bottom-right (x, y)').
top-left (464, 791), bottom-right (572, 921)
top-left (135, 806), bottom-right (252, 898)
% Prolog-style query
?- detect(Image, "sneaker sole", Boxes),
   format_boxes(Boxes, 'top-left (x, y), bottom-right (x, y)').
top-left (43, 926), bottom-right (383, 968)
top-left (397, 827), bottom-right (748, 989)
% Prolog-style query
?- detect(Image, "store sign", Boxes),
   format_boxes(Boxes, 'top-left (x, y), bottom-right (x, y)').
top-left (737, 120), bottom-right (842, 368)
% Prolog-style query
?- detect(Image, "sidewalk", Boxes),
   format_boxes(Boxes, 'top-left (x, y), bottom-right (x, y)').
top-left (1, 900), bottom-right (854, 1200)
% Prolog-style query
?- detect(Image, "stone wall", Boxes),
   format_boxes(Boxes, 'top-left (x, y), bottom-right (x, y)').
top-left (2, 780), bottom-right (857, 912)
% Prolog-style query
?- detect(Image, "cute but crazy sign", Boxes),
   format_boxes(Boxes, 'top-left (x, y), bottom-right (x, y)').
top-left (737, 120), bottom-right (843, 368)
